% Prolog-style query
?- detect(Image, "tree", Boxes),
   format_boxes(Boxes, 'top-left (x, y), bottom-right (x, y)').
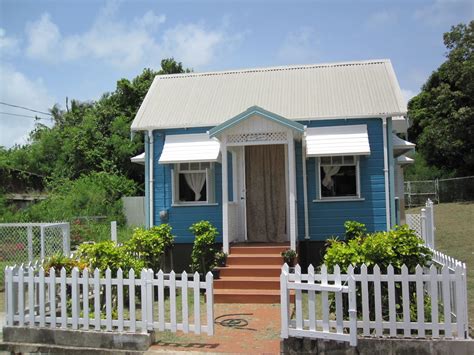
top-left (408, 21), bottom-right (473, 176)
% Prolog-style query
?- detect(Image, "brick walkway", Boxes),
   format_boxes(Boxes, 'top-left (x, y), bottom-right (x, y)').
top-left (147, 303), bottom-right (281, 354)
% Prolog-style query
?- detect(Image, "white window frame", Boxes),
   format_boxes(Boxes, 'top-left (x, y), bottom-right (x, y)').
top-left (171, 162), bottom-right (216, 206)
top-left (316, 155), bottom-right (362, 201)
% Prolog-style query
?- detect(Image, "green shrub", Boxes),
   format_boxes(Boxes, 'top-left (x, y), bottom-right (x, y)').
top-left (125, 224), bottom-right (174, 271)
top-left (77, 241), bottom-right (144, 276)
top-left (42, 254), bottom-right (88, 275)
top-left (344, 220), bottom-right (367, 240)
top-left (190, 221), bottom-right (218, 274)
top-left (323, 224), bottom-right (432, 272)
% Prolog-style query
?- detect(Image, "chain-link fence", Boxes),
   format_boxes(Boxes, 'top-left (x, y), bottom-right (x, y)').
top-left (404, 175), bottom-right (474, 207)
top-left (0, 222), bottom-right (70, 287)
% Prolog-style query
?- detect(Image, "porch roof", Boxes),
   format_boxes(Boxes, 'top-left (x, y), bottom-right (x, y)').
top-left (158, 133), bottom-right (221, 164)
top-left (208, 106), bottom-right (305, 138)
top-left (305, 124), bottom-right (371, 157)
top-left (392, 134), bottom-right (416, 157)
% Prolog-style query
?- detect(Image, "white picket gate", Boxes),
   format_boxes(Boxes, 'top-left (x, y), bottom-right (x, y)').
top-left (406, 199), bottom-right (435, 248)
top-left (4, 265), bottom-right (214, 336)
top-left (281, 261), bottom-right (469, 346)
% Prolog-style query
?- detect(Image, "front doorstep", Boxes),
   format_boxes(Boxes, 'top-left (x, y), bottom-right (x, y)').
top-left (2, 326), bottom-right (153, 352)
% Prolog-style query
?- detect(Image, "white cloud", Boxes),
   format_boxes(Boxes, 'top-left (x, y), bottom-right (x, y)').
top-left (277, 27), bottom-right (319, 64)
top-left (0, 28), bottom-right (20, 55)
top-left (401, 88), bottom-right (417, 105)
top-left (0, 64), bottom-right (55, 147)
top-left (365, 11), bottom-right (393, 29)
top-left (414, 0), bottom-right (473, 25)
top-left (24, 3), bottom-right (241, 70)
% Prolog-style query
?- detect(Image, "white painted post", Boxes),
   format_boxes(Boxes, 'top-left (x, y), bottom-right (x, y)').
top-left (295, 265), bottom-right (302, 331)
top-left (426, 199), bottom-right (435, 249)
top-left (111, 221), bottom-right (117, 243)
top-left (401, 265), bottom-right (410, 337)
top-left (387, 264), bottom-right (397, 337)
top-left (280, 269), bottom-right (289, 339)
top-left (140, 269), bottom-right (148, 333)
top-left (206, 272), bottom-right (214, 336)
top-left (429, 265), bottom-right (439, 338)
top-left (170, 271), bottom-right (177, 332)
top-left (193, 272), bottom-right (201, 334)
top-left (18, 267), bottom-right (25, 326)
top-left (157, 270), bottom-right (165, 331)
top-left (455, 265), bottom-right (466, 339)
top-left (117, 268), bottom-right (124, 332)
top-left (27, 226), bottom-right (33, 262)
top-left (71, 267), bottom-right (79, 329)
top-left (38, 267), bottom-right (45, 327)
top-left (94, 268), bottom-right (101, 330)
top-left (105, 268), bottom-right (112, 331)
top-left (334, 265), bottom-right (343, 335)
top-left (221, 140), bottom-right (229, 254)
top-left (6, 267), bottom-right (13, 326)
top-left (347, 265), bottom-right (357, 347)
top-left (373, 265), bottom-right (382, 337)
top-left (60, 267), bottom-right (67, 329)
top-left (129, 269), bottom-right (136, 332)
top-left (360, 264), bottom-right (370, 336)
top-left (62, 223), bottom-right (70, 256)
top-left (46, 267), bottom-right (55, 328)
top-left (321, 264), bottom-right (329, 333)
top-left (442, 265), bottom-right (452, 338)
top-left (288, 135), bottom-right (297, 251)
top-left (28, 266), bottom-right (35, 326)
top-left (83, 268), bottom-right (89, 330)
top-left (308, 264), bottom-right (316, 332)
top-left (420, 208), bottom-right (427, 246)
top-left (182, 271), bottom-right (189, 333)
top-left (415, 265), bottom-right (425, 338)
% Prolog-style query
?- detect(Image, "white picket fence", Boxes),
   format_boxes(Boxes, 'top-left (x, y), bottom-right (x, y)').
top-left (4, 265), bottom-right (214, 336)
top-left (406, 199), bottom-right (435, 248)
top-left (281, 260), bottom-right (469, 347)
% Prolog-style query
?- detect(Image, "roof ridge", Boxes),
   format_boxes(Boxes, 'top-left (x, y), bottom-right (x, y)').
top-left (157, 59), bottom-right (391, 80)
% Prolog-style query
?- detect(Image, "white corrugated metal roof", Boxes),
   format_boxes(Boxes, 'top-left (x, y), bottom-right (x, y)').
top-left (306, 125), bottom-right (371, 157)
top-left (397, 155), bottom-right (414, 165)
top-left (158, 133), bottom-right (220, 164)
top-left (131, 59), bottom-right (407, 131)
top-left (393, 134), bottom-right (415, 157)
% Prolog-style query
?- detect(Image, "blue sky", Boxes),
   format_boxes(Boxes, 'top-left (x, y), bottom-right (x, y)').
top-left (1, 0), bottom-right (473, 147)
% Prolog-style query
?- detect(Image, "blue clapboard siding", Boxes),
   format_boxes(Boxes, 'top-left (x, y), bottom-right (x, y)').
top-left (296, 118), bottom-right (387, 241)
top-left (153, 128), bottom-right (223, 243)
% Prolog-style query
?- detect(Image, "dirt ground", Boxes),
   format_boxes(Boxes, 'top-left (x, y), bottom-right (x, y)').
top-left (148, 303), bottom-right (281, 354)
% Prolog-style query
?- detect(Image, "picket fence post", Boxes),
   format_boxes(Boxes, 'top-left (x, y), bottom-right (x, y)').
top-left (206, 272), bottom-right (214, 336)
top-left (280, 267), bottom-right (289, 339)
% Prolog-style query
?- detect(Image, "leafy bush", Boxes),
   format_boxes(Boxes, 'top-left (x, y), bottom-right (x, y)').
top-left (344, 220), bottom-right (367, 240)
top-left (42, 254), bottom-right (88, 275)
top-left (77, 241), bottom-right (144, 276)
top-left (125, 224), bottom-right (174, 271)
top-left (214, 251), bottom-right (227, 267)
top-left (323, 224), bottom-right (432, 272)
top-left (190, 221), bottom-right (218, 274)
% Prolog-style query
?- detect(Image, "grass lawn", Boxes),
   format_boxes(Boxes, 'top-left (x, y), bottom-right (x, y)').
top-left (407, 202), bottom-right (474, 333)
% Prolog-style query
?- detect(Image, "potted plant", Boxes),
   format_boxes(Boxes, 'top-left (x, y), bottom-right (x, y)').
top-left (215, 251), bottom-right (227, 267)
top-left (281, 249), bottom-right (297, 267)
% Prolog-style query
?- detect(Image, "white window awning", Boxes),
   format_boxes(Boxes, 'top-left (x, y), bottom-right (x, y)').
top-left (158, 133), bottom-right (221, 164)
top-left (306, 125), bottom-right (371, 157)
top-left (393, 134), bottom-right (415, 157)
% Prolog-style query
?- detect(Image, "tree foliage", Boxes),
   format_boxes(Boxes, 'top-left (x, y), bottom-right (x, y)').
top-left (0, 58), bottom-right (191, 221)
top-left (408, 21), bottom-right (474, 176)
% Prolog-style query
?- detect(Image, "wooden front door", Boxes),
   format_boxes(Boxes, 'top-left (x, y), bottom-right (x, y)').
top-left (245, 144), bottom-right (287, 242)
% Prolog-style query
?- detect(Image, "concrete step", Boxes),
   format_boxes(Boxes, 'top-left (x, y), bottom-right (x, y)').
top-left (230, 245), bottom-right (289, 255)
top-left (214, 289), bottom-right (282, 304)
top-left (226, 254), bottom-right (283, 266)
top-left (214, 276), bottom-right (280, 290)
top-left (218, 265), bottom-right (282, 278)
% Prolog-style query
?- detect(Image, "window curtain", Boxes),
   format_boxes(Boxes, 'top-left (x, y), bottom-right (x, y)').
top-left (184, 172), bottom-right (206, 201)
top-left (245, 144), bottom-right (286, 243)
top-left (322, 166), bottom-right (341, 189)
